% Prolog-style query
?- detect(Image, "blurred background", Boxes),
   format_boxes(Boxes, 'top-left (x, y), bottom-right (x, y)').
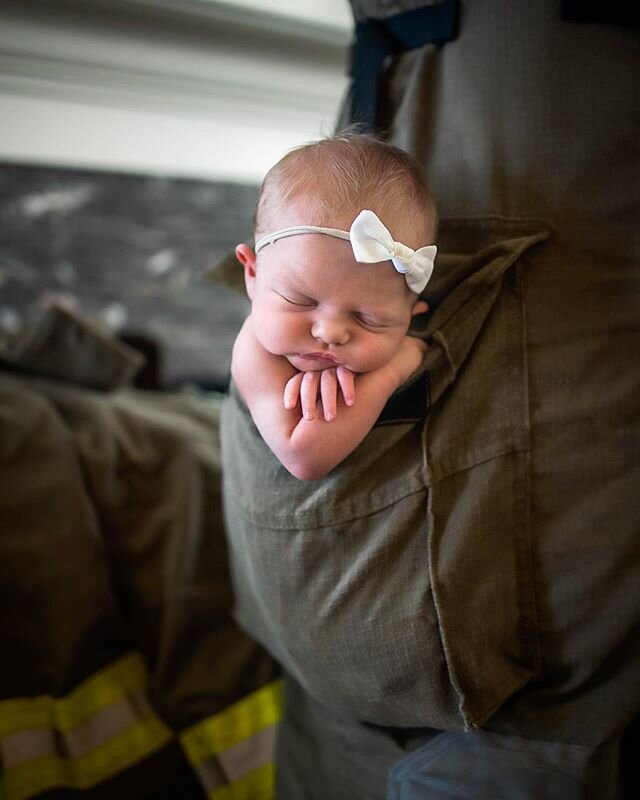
top-left (0, 0), bottom-right (352, 389)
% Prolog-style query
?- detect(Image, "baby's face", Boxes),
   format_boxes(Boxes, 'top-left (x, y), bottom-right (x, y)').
top-left (243, 232), bottom-right (420, 374)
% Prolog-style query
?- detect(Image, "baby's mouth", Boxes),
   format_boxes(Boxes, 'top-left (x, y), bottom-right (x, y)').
top-left (298, 352), bottom-right (341, 365)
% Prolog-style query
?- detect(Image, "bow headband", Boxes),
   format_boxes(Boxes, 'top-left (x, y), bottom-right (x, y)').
top-left (254, 209), bottom-right (436, 294)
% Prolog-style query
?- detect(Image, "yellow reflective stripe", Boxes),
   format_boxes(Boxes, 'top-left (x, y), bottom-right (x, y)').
top-left (181, 680), bottom-right (283, 764)
top-left (1, 662), bottom-right (282, 800)
top-left (0, 653), bottom-right (173, 800)
top-left (2, 715), bottom-right (171, 800)
top-left (191, 723), bottom-right (278, 797)
top-left (181, 680), bottom-right (282, 800)
top-left (0, 652), bottom-right (147, 737)
top-left (210, 762), bottom-right (275, 800)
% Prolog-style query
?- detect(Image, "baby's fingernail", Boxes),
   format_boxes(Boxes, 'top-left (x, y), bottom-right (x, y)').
top-left (304, 411), bottom-right (314, 420)
top-left (325, 412), bottom-right (334, 421)
top-left (346, 399), bottom-right (354, 406)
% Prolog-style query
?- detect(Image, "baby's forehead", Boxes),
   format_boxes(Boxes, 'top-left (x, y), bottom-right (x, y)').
top-left (263, 196), bottom-right (355, 232)
top-left (266, 237), bottom-right (414, 304)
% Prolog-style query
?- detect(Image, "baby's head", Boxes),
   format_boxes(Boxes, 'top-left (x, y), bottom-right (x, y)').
top-left (236, 133), bottom-right (438, 374)
top-left (254, 132), bottom-right (438, 254)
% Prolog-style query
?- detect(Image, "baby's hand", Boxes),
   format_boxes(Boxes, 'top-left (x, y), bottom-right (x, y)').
top-left (389, 335), bottom-right (428, 385)
top-left (284, 366), bottom-right (355, 422)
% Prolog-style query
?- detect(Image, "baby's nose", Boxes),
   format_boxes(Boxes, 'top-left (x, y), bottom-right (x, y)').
top-left (311, 316), bottom-right (350, 346)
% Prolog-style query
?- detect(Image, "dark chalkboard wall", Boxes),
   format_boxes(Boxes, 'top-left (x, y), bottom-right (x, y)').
top-left (0, 163), bottom-right (257, 389)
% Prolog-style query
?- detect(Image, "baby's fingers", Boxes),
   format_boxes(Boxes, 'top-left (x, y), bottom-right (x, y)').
top-left (336, 366), bottom-right (355, 407)
top-left (320, 368), bottom-right (338, 421)
top-left (283, 372), bottom-right (303, 410)
top-left (300, 371), bottom-right (321, 420)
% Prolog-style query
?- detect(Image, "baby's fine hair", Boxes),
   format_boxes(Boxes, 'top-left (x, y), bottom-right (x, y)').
top-left (254, 131), bottom-right (437, 242)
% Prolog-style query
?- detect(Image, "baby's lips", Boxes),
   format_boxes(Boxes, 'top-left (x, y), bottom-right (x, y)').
top-left (299, 352), bottom-right (342, 366)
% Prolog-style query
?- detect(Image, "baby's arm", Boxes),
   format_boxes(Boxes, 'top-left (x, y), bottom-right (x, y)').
top-left (231, 316), bottom-right (426, 481)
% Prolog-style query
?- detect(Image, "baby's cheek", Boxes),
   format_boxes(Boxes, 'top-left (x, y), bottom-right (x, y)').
top-left (359, 334), bottom-right (405, 372)
top-left (262, 315), bottom-right (304, 354)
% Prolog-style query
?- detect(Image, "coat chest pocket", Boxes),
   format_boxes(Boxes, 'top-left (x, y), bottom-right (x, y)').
top-left (221, 388), bottom-right (463, 728)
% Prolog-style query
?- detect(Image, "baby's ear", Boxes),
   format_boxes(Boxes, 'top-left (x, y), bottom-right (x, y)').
top-left (235, 244), bottom-right (257, 299)
top-left (411, 299), bottom-right (429, 316)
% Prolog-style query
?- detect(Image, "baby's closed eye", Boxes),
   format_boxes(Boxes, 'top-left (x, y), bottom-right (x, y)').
top-left (277, 291), bottom-right (316, 308)
top-left (355, 313), bottom-right (393, 329)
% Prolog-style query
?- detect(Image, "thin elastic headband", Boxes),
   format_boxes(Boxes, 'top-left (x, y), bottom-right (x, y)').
top-left (254, 210), bottom-right (436, 294)
top-left (255, 225), bottom-right (350, 251)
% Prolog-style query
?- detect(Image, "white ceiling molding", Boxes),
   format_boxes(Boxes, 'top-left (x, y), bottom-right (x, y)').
top-left (103, 0), bottom-right (353, 45)
top-left (0, 0), bottom-right (353, 182)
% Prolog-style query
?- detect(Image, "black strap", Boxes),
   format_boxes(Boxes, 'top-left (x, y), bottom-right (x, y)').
top-left (349, 0), bottom-right (460, 130)
top-left (375, 370), bottom-right (431, 426)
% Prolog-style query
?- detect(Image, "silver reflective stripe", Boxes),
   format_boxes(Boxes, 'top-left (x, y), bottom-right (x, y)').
top-left (1, 728), bottom-right (56, 767)
top-left (219, 722), bottom-right (277, 782)
top-left (192, 757), bottom-right (228, 793)
top-left (64, 692), bottom-right (150, 758)
top-left (194, 722), bottom-right (278, 792)
top-left (1, 690), bottom-right (151, 768)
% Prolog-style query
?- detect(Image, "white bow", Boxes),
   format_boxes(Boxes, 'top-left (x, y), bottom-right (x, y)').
top-left (350, 210), bottom-right (436, 294)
